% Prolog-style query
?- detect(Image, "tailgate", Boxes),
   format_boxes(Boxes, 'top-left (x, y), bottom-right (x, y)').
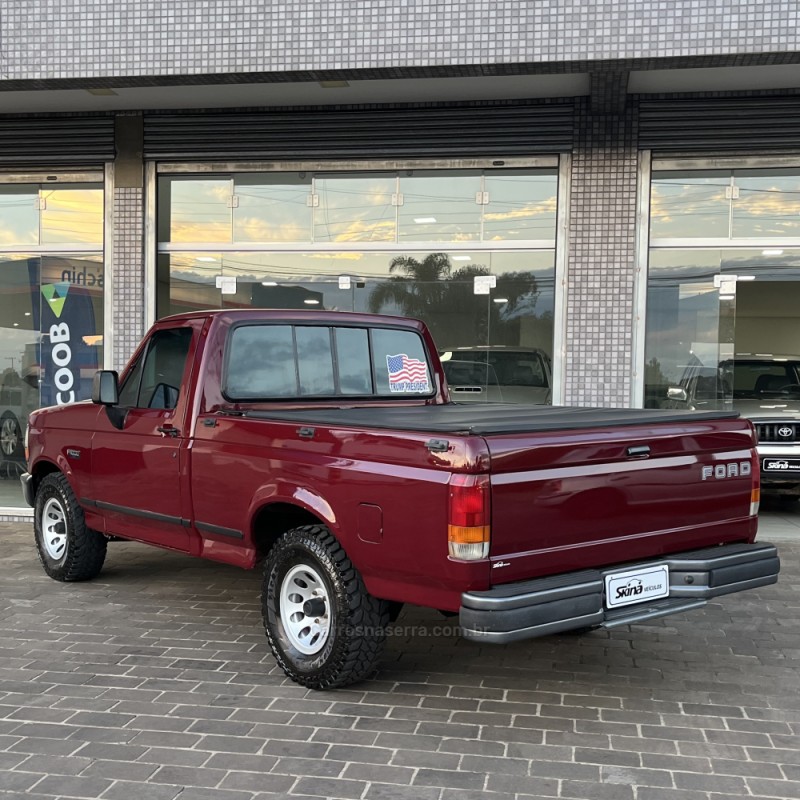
top-left (487, 418), bottom-right (758, 585)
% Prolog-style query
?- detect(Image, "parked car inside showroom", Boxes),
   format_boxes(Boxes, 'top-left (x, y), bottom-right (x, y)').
top-left (439, 346), bottom-right (552, 405)
top-left (0, 371), bottom-right (37, 478)
top-left (665, 354), bottom-right (800, 501)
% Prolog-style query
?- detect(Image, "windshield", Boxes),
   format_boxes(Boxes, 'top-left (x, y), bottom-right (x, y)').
top-left (442, 350), bottom-right (549, 388)
top-left (728, 360), bottom-right (800, 400)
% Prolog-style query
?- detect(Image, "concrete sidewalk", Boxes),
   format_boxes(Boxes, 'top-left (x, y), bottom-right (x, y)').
top-left (0, 511), bottom-right (797, 800)
top-left (757, 496), bottom-right (800, 542)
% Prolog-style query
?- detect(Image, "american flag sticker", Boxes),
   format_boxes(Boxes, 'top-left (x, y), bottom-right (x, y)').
top-left (386, 353), bottom-right (430, 393)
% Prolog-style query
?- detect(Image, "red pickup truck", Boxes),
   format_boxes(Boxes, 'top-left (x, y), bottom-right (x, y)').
top-left (22, 309), bottom-right (779, 689)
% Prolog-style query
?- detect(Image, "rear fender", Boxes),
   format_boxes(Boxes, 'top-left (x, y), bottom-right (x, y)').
top-left (245, 482), bottom-right (341, 562)
top-left (248, 481), bottom-right (336, 533)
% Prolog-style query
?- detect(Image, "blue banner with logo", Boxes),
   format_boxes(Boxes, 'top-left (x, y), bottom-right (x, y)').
top-left (38, 279), bottom-right (98, 407)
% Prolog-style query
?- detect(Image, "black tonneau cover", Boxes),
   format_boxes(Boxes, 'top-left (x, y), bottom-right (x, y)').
top-left (232, 403), bottom-right (740, 436)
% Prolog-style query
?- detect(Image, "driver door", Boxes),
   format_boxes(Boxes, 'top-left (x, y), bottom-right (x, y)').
top-left (89, 323), bottom-right (198, 550)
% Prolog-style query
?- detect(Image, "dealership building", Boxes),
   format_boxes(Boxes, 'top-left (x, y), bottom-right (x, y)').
top-left (1, 1), bottom-right (800, 514)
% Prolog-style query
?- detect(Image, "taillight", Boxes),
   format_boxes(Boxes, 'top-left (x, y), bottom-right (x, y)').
top-left (750, 447), bottom-right (760, 517)
top-left (448, 474), bottom-right (490, 560)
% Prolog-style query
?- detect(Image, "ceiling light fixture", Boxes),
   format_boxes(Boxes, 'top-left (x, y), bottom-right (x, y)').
top-left (304, 299), bottom-right (320, 305)
top-left (261, 281), bottom-right (278, 286)
top-left (762, 248), bottom-right (784, 256)
top-left (452, 255), bottom-right (472, 261)
top-left (414, 217), bottom-right (437, 224)
top-left (196, 256), bottom-right (218, 262)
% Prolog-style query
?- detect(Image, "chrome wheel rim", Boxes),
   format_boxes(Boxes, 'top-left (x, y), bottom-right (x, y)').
top-left (279, 564), bottom-right (331, 655)
top-left (0, 418), bottom-right (18, 456)
top-left (42, 497), bottom-right (67, 561)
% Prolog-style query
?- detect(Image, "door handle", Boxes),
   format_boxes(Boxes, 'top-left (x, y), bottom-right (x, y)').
top-left (297, 427), bottom-right (315, 439)
top-left (157, 425), bottom-right (179, 438)
top-left (626, 445), bottom-right (650, 458)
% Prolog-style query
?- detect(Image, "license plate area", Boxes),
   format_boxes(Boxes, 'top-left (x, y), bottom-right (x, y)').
top-left (763, 458), bottom-right (800, 472)
top-left (604, 564), bottom-right (669, 609)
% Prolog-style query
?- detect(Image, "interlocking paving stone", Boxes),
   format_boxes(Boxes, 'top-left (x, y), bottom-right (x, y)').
top-left (0, 522), bottom-right (798, 800)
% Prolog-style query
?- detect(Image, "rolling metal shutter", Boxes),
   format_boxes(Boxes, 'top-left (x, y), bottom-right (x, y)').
top-left (639, 97), bottom-right (800, 155)
top-left (143, 102), bottom-right (574, 160)
top-left (0, 115), bottom-right (115, 166)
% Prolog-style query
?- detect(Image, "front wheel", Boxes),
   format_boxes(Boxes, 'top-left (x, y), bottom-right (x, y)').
top-left (34, 473), bottom-right (107, 581)
top-left (262, 525), bottom-right (389, 689)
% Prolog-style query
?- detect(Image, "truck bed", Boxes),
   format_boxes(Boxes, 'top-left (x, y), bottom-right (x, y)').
top-left (229, 403), bottom-right (739, 436)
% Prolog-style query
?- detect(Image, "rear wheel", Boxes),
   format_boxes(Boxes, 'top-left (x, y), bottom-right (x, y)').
top-left (262, 525), bottom-right (389, 689)
top-left (34, 473), bottom-right (107, 581)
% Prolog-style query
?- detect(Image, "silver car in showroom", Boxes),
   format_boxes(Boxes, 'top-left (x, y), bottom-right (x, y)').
top-left (666, 354), bottom-right (800, 502)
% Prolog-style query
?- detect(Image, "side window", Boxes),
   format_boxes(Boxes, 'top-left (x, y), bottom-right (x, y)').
top-left (335, 328), bottom-right (372, 395)
top-left (227, 325), bottom-right (296, 398)
top-left (296, 326), bottom-right (335, 396)
top-left (130, 327), bottom-right (193, 410)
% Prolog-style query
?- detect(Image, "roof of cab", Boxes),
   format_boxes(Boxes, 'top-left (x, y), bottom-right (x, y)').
top-left (156, 308), bottom-right (427, 329)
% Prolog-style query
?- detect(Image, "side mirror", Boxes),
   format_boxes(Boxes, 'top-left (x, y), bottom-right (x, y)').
top-left (666, 386), bottom-right (688, 403)
top-left (92, 370), bottom-right (119, 406)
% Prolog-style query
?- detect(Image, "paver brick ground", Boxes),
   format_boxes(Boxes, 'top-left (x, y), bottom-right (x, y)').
top-left (0, 521), bottom-right (798, 800)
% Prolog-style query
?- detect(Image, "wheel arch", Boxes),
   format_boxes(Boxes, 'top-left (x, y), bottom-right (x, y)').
top-left (250, 501), bottom-right (329, 563)
top-left (29, 458), bottom-right (63, 498)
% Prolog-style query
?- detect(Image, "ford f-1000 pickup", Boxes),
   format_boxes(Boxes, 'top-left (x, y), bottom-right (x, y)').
top-left (21, 309), bottom-right (779, 689)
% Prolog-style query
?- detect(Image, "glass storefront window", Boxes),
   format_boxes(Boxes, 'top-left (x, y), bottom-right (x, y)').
top-left (0, 180), bottom-right (104, 508)
top-left (0, 186), bottom-right (39, 245)
top-left (398, 172), bottom-right (482, 242)
top-left (158, 249), bottom-right (555, 363)
top-left (652, 167), bottom-right (800, 241)
top-left (158, 177), bottom-right (233, 243)
top-left (233, 173), bottom-right (312, 242)
top-left (732, 170), bottom-right (800, 238)
top-left (483, 172), bottom-right (557, 241)
top-left (156, 166), bottom-right (559, 411)
top-left (0, 252), bottom-right (104, 507)
top-left (644, 250), bottom-right (727, 408)
top-left (647, 166), bottom-right (800, 412)
top-left (40, 186), bottom-right (104, 245)
top-left (650, 172), bottom-right (731, 239)
top-left (0, 255), bottom-right (37, 497)
top-left (314, 173), bottom-right (396, 243)
top-left (159, 169), bottom-right (558, 245)
top-left (643, 246), bottom-right (800, 410)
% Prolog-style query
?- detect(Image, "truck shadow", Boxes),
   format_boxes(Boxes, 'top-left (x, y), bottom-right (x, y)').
top-left (89, 538), bottom-right (797, 698)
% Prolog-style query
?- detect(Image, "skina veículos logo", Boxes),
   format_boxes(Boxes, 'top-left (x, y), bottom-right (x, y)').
top-left (766, 461), bottom-right (789, 470)
top-left (615, 579), bottom-right (644, 600)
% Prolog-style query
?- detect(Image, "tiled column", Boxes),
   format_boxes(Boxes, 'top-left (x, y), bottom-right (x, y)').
top-left (563, 97), bottom-right (639, 408)
top-left (111, 114), bottom-right (145, 371)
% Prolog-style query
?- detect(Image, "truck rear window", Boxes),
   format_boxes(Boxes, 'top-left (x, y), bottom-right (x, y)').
top-left (224, 324), bottom-right (433, 401)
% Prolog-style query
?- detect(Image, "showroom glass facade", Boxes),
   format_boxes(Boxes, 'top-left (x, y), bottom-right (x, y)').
top-left (644, 166), bottom-right (800, 409)
top-left (0, 178), bottom-right (105, 508)
top-left (156, 164), bottom-right (559, 373)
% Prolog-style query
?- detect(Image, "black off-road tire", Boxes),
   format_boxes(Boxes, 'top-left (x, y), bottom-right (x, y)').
top-left (34, 473), bottom-right (107, 582)
top-left (262, 524), bottom-right (389, 689)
